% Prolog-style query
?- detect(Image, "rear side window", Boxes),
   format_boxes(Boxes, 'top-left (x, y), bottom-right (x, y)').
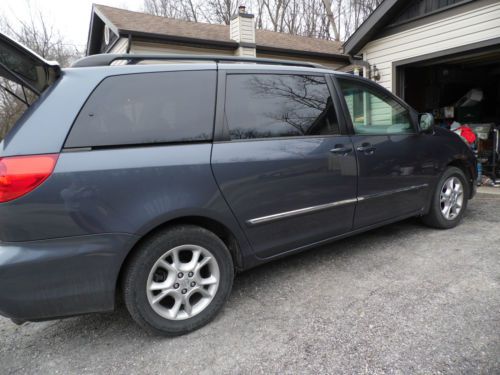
top-left (224, 74), bottom-right (339, 140)
top-left (65, 71), bottom-right (216, 148)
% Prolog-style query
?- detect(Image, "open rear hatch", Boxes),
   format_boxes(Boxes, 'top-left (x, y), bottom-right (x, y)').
top-left (0, 32), bottom-right (61, 142)
top-left (0, 32), bottom-right (60, 97)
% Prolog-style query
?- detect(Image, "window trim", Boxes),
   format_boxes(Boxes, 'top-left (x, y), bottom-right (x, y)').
top-left (332, 74), bottom-right (418, 136)
top-left (215, 70), bottom-right (346, 143)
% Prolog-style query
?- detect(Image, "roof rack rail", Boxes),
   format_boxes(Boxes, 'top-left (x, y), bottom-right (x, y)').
top-left (71, 54), bottom-right (324, 69)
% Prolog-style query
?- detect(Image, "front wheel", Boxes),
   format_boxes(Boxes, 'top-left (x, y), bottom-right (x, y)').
top-left (122, 225), bottom-right (234, 336)
top-left (421, 166), bottom-right (469, 229)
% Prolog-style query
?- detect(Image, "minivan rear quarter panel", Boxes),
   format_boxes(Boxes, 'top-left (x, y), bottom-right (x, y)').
top-left (0, 145), bottom-right (248, 243)
top-left (0, 144), bottom-right (253, 319)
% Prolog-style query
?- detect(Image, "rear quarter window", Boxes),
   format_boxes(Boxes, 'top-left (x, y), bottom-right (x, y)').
top-left (65, 70), bottom-right (216, 148)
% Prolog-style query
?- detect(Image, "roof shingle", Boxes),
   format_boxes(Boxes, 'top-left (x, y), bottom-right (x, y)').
top-left (94, 4), bottom-right (345, 58)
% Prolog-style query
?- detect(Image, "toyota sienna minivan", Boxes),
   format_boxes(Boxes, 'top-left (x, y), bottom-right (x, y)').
top-left (0, 33), bottom-right (476, 335)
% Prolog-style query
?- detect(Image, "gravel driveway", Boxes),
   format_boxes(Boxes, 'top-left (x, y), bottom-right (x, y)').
top-left (1, 193), bottom-right (499, 374)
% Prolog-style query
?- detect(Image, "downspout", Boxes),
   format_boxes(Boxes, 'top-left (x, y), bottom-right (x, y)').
top-left (349, 56), bottom-right (371, 77)
top-left (126, 34), bottom-right (132, 54)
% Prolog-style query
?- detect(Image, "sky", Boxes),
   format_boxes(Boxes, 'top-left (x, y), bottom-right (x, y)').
top-left (0, 0), bottom-right (142, 49)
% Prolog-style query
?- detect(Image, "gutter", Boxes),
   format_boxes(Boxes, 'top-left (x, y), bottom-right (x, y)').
top-left (256, 45), bottom-right (350, 62)
top-left (349, 56), bottom-right (369, 68)
top-left (119, 30), bottom-right (239, 50)
top-left (118, 29), bottom-right (350, 62)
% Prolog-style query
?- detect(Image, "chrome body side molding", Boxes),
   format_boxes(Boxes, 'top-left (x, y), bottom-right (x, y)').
top-left (246, 183), bottom-right (429, 226)
top-left (246, 198), bottom-right (357, 226)
top-left (358, 183), bottom-right (429, 201)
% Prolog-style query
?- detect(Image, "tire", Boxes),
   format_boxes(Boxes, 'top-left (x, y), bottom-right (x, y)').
top-left (421, 166), bottom-right (469, 229)
top-left (122, 225), bottom-right (234, 336)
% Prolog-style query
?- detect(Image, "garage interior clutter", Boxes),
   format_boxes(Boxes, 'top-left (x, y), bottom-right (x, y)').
top-left (401, 50), bottom-right (500, 187)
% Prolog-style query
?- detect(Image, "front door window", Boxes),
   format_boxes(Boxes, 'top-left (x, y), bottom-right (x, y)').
top-left (339, 79), bottom-right (413, 135)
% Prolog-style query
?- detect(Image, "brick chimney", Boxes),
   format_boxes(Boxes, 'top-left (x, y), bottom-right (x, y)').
top-left (230, 5), bottom-right (256, 57)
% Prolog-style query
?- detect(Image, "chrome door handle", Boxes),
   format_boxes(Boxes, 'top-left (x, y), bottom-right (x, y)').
top-left (356, 143), bottom-right (376, 154)
top-left (330, 147), bottom-right (352, 155)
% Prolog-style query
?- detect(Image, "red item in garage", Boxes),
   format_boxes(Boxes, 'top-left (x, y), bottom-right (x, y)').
top-left (456, 125), bottom-right (476, 144)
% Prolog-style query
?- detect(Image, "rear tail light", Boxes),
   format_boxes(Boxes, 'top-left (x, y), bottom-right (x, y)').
top-left (0, 154), bottom-right (59, 203)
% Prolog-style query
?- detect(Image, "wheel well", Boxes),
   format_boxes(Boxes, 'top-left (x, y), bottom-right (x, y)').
top-left (447, 159), bottom-right (474, 197)
top-left (115, 216), bottom-right (243, 303)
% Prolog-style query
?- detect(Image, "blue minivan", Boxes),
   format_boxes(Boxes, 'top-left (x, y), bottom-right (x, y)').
top-left (0, 33), bottom-right (476, 335)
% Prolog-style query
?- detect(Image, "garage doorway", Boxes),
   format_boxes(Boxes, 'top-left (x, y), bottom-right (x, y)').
top-left (395, 42), bottom-right (500, 182)
top-left (396, 46), bottom-right (500, 120)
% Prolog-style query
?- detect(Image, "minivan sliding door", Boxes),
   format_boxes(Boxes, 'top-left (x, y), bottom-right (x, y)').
top-left (211, 71), bottom-right (357, 259)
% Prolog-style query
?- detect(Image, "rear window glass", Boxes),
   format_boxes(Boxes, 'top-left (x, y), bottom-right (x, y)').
top-left (65, 71), bottom-right (216, 148)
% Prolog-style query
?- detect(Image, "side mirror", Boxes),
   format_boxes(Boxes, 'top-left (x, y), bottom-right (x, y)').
top-left (418, 113), bottom-right (434, 133)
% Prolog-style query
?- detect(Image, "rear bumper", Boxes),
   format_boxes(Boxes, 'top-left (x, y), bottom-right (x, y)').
top-left (0, 233), bottom-right (137, 321)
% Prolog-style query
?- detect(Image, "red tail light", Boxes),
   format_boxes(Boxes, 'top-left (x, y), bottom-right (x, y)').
top-left (0, 154), bottom-right (59, 203)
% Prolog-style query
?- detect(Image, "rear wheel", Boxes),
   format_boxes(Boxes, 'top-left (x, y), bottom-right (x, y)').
top-left (122, 225), bottom-right (234, 336)
top-left (421, 166), bottom-right (469, 229)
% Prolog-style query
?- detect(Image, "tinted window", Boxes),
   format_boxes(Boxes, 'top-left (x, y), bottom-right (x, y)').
top-left (65, 71), bottom-right (216, 148)
top-left (225, 74), bottom-right (339, 140)
top-left (339, 78), bottom-right (413, 135)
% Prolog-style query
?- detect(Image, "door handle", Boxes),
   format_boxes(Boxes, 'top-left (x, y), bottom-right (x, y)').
top-left (330, 146), bottom-right (352, 155)
top-left (356, 143), bottom-right (376, 155)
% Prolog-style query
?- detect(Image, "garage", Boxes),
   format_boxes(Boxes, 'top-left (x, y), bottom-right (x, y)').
top-left (343, 0), bottom-right (500, 186)
top-left (396, 44), bottom-right (500, 183)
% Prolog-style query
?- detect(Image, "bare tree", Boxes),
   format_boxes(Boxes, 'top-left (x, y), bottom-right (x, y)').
top-left (144, 0), bottom-right (182, 18)
top-left (0, 82), bottom-right (26, 140)
top-left (141, 0), bottom-right (382, 40)
top-left (322, 0), bottom-right (340, 40)
top-left (144, 0), bottom-right (204, 21)
top-left (205, 0), bottom-right (240, 25)
top-left (1, 12), bottom-right (80, 66)
top-left (262, 0), bottom-right (289, 32)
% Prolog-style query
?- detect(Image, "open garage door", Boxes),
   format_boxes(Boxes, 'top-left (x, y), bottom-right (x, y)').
top-left (396, 44), bottom-right (500, 184)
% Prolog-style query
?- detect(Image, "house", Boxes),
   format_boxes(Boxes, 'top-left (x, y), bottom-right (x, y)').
top-left (86, 4), bottom-right (350, 70)
top-left (344, 0), bottom-right (500, 181)
top-left (344, 0), bottom-right (500, 116)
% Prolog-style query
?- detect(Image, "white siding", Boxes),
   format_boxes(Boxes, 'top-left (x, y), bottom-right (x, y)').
top-left (361, 0), bottom-right (500, 92)
top-left (130, 41), bottom-right (234, 56)
top-left (110, 38), bottom-right (128, 54)
top-left (236, 46), bottom-right (256, 57)
top-left (370, 96), bottom-right (392, 126)
top-left (256, 52), bottom-right (345, 69)
top-left (126, 41), bottom-right (344, 68)
top-left (230, 16), bottom-right (256, 44)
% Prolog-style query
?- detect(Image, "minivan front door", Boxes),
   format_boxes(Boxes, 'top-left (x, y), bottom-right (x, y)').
top-left (336, 76), bottom-right (433, 229)
top-left (211, 72), bottom-right (357, 259)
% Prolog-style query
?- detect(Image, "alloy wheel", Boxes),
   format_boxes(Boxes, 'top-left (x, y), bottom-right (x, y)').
top-left (439, 176), bottom-right (464, 220)
top-left (146, 245), bottom-right (220, 321)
